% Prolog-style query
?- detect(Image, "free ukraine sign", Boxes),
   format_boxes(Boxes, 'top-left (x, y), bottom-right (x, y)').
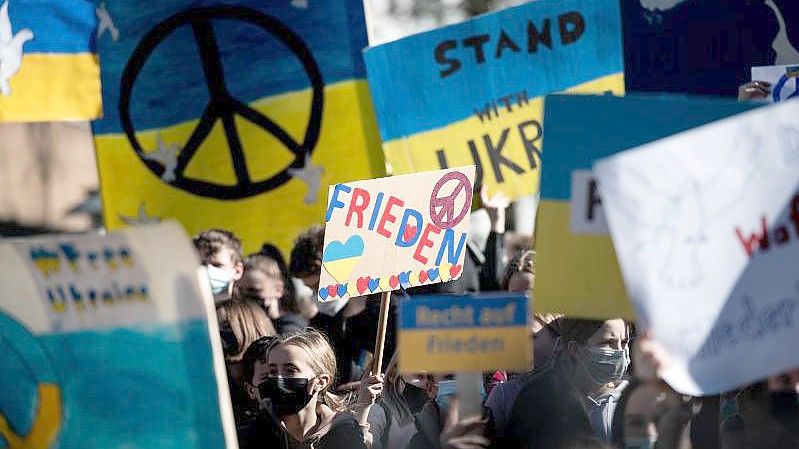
top-left (399, 293), bottom-right (531, 373)
top-left (364, 0), bottom-right (624, 200)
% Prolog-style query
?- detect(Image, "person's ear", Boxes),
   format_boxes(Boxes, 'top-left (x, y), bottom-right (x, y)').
top-left (314, 374), bottom-right (331, 395)
top-left (233, 261), bottom-right (244, 281)
top-left (245, 381), bottom-right (259, 401)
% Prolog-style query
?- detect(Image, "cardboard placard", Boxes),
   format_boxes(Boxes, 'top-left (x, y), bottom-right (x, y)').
top-left (595, 100), bottom-right (799, 395)
top-left (751, 64), bottom-right (799, 102)
top-left (0, 222), bottom-right (236, 449)
top-left (319, 166), bottom-right (475, 301)
top-left (535, 94), bottom-right (762, 319)
top-left (364, 0), bottom-right (624, 201)
top-left (398, 293), bottom-right (531, 373)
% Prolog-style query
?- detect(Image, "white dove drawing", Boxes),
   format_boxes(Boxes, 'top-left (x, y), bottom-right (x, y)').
top-left (289, 154), bottom-right (324, 205)
top-left (96, 2), bottom-right (119, 42)
top-left (142, 134), bottom-right (180, 182)
top-left (119, 203), bottom-right (161, 226)
top-left (291, 0), bottom-right (309, 9)
top-left (0, 0), bottom-right (33, 96)
top-left (597, 123), bottom-right (769, 289)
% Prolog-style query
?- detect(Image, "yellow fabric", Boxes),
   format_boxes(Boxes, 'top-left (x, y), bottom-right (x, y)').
top-left (0, 53), bottom-right (101, 121)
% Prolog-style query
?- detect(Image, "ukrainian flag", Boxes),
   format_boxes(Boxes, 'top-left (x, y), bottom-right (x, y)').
top-left (0, 0), bottom-right (101, 121)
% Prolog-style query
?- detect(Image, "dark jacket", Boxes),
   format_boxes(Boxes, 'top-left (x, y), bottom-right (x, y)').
top-left (504, 364), bottom-right (594, 449)
top-left (238, 407), bottom-right (367, 449)
top-left (274, 313), bottom-right (309, 335)
top-left (406, 401), bottom-right (444, 449)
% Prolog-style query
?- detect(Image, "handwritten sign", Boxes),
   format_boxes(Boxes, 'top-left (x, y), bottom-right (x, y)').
top-left (364, 0), bottom-right (624, 201)
top-left (0, 222), bottom-right (236, 449)
top-left (535, 94), bottom-right (761, 320)
top-left (594, 99), bottom-right (799, 395)
top-left (398, 293), bottom-right (531, 373)
top-left (319, 167), bottom-right (475, 301)
top-left (751, 64), bottom-right (799, 102)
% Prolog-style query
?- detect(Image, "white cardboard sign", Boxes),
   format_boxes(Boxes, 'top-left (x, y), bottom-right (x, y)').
top-left (594, 100), bottom-right (799, 395)
top-left (751, 64), bottom-right (799, 102)
top-left (319, 166), bottom-right (475, 301)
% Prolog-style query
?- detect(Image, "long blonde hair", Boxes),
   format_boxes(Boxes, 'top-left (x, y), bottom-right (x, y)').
top-left (267, 329), bottom-right (349, 412)
top-left (216, 299), bottom-right (276, 362)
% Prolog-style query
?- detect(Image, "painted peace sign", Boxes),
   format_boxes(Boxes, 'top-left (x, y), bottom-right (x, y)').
top-left (119, 5), bottom-right (324, 200)
top-left (429, 171), bottom-right (473, 229)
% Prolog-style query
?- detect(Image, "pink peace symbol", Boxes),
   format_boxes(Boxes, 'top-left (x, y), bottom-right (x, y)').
top-left (429, 171), bottom-right (473, 230)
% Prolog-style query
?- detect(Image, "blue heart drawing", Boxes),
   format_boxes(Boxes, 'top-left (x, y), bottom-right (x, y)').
top-left (319, 287), bottom-right (329, 300)
top-left (368, 277), bottom-right (380, 292)
top-left (398, 271), bottom-right (411, 287)
top-left (337, 283), bottom-right (347, 297)
top-left (322, 235), bottom-right (365, 262)
top-left (427, 268), bottom-right (439, 281)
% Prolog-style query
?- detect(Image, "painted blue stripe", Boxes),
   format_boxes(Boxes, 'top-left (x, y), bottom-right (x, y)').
top-left (364, 0), bottom-right (623, 141)
top-left (10, 0), bottom-right (95, 53)
top-left (93, 0), bottom-right (367, 134)
top-left (540, 93), bottom-right (763, 201)
top-left (400, 293), bottom-right (528, 329)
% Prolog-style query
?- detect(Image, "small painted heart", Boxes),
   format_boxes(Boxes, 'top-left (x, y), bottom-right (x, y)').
top-left (368, 278), bottom-right (380, 292)
top-left (319, 288), bottom-right (329, 300)
top-left (327, 285), bottom-right (338, 298)
top-left (389, 275), bottom-right (400, 289)
top-left (449, 265), bottom-right (463, 279)
top-left (356, 276), bottom-right (370, 294)
top-left (402, 224), bottom-right (418, 243)
top-left (419, 270), bottom-right (429, 283)
top-left (337, 283), bottom-right (348, 297)
top-left (427, 268), bottom-right (439, 281)
top-left (398, 271), bottom-right (411, 287)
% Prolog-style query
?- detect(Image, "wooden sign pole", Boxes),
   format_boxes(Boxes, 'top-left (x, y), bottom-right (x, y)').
top-left (372, 290), bottom-right (392, 374)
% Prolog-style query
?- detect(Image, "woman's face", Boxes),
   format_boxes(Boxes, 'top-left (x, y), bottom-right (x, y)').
top-left (570, 319), bottom-right (630, 392)
top-left (585, 318), bottom-right (629, 351)
top-left (267, 343), bottom-right (329, 398)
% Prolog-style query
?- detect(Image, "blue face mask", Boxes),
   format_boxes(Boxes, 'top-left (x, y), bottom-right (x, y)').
top-left (206, 265), bottom-right (233, 296)
top-left (582, 346), bottom-right (630, 385)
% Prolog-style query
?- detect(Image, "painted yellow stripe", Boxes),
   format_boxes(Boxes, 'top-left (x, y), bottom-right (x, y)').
top-left (0, 53), bottom-right (101, 121)
top-left (95, 79), bottom-right (384, 256)
top-left (399, 326), bottom-right (531, 373)
top-left (381, 73), bottom-right (624, 200)
top-left (534, 199), bottom-right (635, 320)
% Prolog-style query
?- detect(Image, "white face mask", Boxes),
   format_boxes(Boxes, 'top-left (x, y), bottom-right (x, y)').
top-left (206, 265), bottom-right (233, 296)
top-left (316, 298), bottom-right (348, 316)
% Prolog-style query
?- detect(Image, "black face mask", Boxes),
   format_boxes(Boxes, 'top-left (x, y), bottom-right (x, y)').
top-left (402, 383), bottom-right (428, 413)
top-left (258, 377), bottom-right (313, 416)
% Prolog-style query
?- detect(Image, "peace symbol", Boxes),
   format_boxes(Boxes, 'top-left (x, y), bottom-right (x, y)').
top-left (119, 5), bottom-right (324, 200)
top-left (773, 74), bottom-right (799, 102)
top-left (429, 172), bottom-right (473, 229)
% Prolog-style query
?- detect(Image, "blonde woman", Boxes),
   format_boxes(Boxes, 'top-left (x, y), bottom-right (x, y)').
top-left (244, 330), bottom-right (367, 449)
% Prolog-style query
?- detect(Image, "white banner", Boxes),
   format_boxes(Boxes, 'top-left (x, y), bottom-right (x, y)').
top-left (594, 100), bottom-right (799, 395)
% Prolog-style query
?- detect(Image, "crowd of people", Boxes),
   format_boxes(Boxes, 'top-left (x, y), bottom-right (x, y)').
top-left (187, 82), bottom-right (799, 449)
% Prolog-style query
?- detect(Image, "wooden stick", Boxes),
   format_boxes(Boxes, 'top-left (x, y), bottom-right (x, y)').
top-left (372, 290), bottom-right (392, 374)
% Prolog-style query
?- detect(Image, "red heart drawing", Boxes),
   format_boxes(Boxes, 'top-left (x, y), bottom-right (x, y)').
top-left (402, 224), bottom-right (418, 243)
top-left (356, 277), bottom-right (370, 295)
top-left (389, 275), bottom-right (400, 289)
top-left (449, 265), bottom-right (463, 279)
top-left (327, 285), bottom-right (338, 298)
top-left (419, 270), bottom-right (428, 283)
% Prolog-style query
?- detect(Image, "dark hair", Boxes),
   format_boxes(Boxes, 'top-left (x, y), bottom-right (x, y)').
top-left (255, 244), bottom-right (300, 314)
top-left (193, 229), bottom-right (243, 265)
top-left (551, 318), bottom-right (606, 346)
top-left (288, 224), bottom-right (324, 278)
top-left (241, 336), bottom-right (275, 385)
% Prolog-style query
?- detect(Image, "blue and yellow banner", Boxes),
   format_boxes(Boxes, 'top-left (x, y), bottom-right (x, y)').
top-left (0, 0), bottom-right (101, 121)
top-left (92, 0), bottom-right (384, 254)
top-left (535, 93), bottom-right (763, 319)
top-left (399, 293), bottom-right (531, 373)
top-left (364, 0), bottom-right (624, 200)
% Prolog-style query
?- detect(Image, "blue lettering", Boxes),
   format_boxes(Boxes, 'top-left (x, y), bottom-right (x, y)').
top-left (325, 184), bottom-right (351, 222)
top-left (436, 229), bottom-right (468, 265)
top-left (395, 208), bottom-right (423, 248)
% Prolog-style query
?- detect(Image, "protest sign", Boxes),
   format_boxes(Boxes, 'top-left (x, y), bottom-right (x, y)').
top-left (398, 293), bottom-right (531, 373)
top-left (92, 0), bottom-right (384, 255)
top-left (319, 166), bottom-right (475, 301)
top-left (364, 0), bottom-right (624, 201)
top-left (535, 94), bottom-right (761, 319)
top-left (594, 100), bottom-right (799, 395)
top-left (624, 1), bottom-right (799, 96)
top-left (0, 221), bottom-right (236, 449)
top-left (751, 64), bottom-right (799, 102)
top-left (0, 0), bottom-right (101, 121)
